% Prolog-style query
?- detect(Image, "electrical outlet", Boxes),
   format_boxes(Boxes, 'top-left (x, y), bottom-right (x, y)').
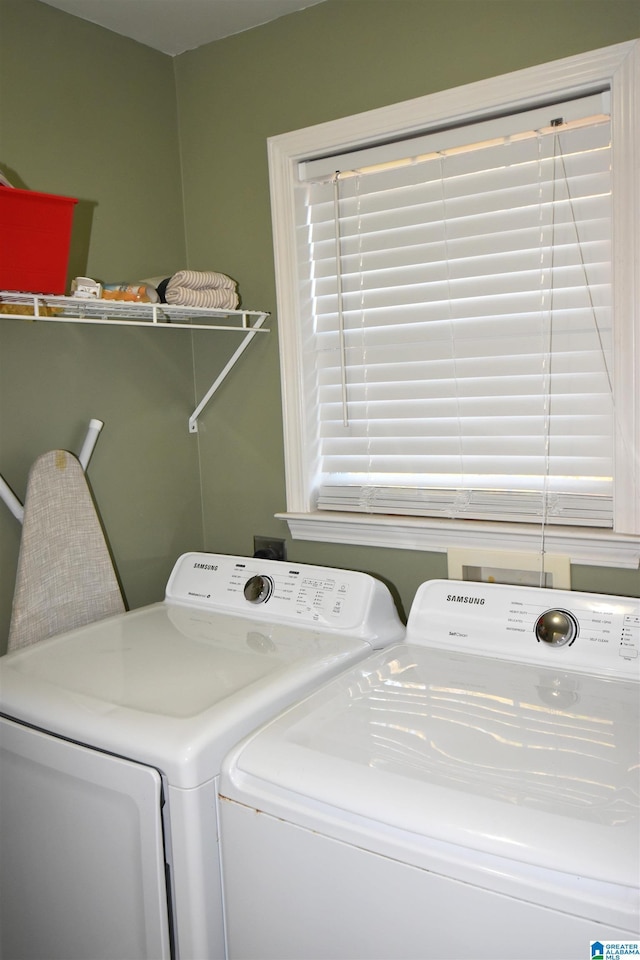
top-left (253, 536), bottom-right (287, 562)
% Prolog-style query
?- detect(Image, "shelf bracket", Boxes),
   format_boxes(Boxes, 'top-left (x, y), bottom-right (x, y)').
top-left (189, 311), bottom-right (268, 433)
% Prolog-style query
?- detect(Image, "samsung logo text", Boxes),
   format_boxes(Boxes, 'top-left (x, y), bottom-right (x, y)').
top-left (446, 594), bottom-right (485, 605)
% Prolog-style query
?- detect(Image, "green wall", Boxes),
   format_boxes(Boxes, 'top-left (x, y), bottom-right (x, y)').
top-left (0, 0), bottom-right (201, 650)
top-left (1, 0), bottom-right (638, 651)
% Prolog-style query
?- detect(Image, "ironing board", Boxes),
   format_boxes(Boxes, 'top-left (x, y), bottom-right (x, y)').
top-left (8, 449), bottom-right (125, 652)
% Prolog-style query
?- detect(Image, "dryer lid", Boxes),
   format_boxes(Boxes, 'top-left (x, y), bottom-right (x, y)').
top-left (0, 603), bottom-right (369, 788)
top-left (224, 643), bottom-right (640, 887)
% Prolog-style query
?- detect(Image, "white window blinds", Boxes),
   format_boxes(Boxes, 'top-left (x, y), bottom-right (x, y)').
top-left (298, 94), bottom-right (613, 526)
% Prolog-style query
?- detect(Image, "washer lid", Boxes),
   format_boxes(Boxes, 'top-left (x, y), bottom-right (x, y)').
top-left (0, 603), bottom-right (370, 788)
top-left (224, 644), bottom-right (640, 887)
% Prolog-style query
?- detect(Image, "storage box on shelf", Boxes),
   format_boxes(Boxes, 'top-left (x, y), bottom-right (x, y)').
top-left (0, 188), bottom-right (77, 295)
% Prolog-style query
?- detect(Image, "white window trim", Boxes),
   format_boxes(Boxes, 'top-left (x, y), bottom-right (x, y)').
top-left (269, 40), bottom-right (640, 568)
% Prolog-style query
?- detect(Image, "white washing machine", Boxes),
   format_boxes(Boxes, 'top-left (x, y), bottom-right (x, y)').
top-left (219, 579), bottom-right (640, 960)
top-left (0, 552), bottom-right (404, 960)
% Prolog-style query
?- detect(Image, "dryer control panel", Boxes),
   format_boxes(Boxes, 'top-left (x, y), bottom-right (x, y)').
top-left (407, 579), bottom-right (640, 679)
top-left (164, 553), bottom-right (404, 643)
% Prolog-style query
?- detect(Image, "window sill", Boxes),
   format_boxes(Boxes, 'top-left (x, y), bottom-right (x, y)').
top-left (277, 512), bottom-right (640, 569)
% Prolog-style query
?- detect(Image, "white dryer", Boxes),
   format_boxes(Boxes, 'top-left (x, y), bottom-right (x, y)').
top-left (0, 552), bottom-right (404, 960)
top-left (219, 579), bottom-right (640, 960)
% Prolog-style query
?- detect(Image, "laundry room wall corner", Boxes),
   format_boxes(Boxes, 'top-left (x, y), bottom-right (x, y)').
top-left (0, 0), bottom-right (199, 653)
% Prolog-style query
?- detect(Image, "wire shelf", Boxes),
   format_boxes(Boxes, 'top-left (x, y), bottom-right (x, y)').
top-left (0, 292), bottom-right (269, 332)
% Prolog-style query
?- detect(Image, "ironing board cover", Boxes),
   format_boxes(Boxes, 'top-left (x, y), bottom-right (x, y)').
top-left (8, 450), bottom-right (125, 651)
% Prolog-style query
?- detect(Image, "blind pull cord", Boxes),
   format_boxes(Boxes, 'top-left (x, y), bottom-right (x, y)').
top-left (553, 127), bottom-right (639, 521)
top-left (539, 129), bottom-right (557, 585)
top-left (551, 120), bottom-right (614, 397)
top-left (540, 120), bottom-right (613, 582)
top-left (333, 172), bottom-right (349, 427)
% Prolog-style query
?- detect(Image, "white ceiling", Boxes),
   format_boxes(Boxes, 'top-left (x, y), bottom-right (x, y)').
top-left (37, 0), bottom-right (327, 56)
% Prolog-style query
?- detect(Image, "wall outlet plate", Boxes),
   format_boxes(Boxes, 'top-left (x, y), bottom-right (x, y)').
top-left (253, 536), bottom-right (287, 562)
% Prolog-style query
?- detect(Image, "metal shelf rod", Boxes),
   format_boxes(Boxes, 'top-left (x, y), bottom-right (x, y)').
top-left (2, 313), bottom-right (269, 332)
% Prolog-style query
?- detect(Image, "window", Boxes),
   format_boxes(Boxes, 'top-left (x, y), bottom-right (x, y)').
top-left (269, 41), bottom-right (639, 568)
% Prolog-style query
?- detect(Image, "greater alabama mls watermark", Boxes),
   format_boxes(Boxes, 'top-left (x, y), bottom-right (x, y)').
top-left (591, 942), bottom-right (640, 960)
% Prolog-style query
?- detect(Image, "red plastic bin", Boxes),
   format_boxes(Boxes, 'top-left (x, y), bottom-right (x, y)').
top-left (0, 187), bottom-right (78, 295)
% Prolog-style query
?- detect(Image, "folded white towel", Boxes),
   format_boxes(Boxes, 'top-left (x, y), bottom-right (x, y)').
top-left (165, 286), bottom-right (239, 310)
top-left (168, 269), bottom-right (236, 291)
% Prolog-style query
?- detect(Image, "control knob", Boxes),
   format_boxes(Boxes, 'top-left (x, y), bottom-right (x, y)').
top-left (535, 608), bottom-right (578, 647)
top-left (244, 574), bottom-right (274, 604)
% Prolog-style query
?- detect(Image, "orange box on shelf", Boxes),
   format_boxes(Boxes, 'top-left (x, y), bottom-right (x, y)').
top-left (0, 187), bottom-right (78, 295)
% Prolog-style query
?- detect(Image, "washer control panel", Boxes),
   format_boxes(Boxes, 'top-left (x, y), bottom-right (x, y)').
top-left (164, 553), bottom-right (404, 642)
top-left (407, 579), bottom-right (640, 678)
